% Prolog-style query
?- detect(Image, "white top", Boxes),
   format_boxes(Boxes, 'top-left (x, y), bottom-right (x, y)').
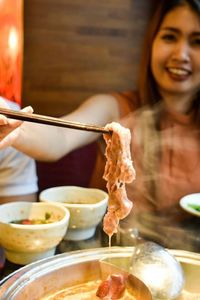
top-left (0, 98), bottom-right (38, 196)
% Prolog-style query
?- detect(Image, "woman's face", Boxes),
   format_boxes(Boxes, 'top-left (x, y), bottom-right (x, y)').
top-left (151, 5), bottom-right (200, 101)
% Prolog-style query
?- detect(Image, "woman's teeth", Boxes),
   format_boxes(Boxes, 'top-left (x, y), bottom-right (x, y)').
top-left (168, 68), bottom-right (190, 76)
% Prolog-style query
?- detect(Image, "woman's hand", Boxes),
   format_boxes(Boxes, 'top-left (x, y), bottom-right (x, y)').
top-left (0, 99), bottom-right (33, 149)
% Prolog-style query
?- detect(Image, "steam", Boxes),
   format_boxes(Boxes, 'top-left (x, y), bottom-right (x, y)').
top-left (117, 102), bottom-right (200, 252)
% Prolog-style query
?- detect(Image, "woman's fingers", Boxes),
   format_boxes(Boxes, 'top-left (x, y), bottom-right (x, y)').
top-left (21, 106), bottom-right (34, 114)
top-left (0, 128), bottom-right (20, 149)
top-left (0, 105), bottom-right (33, 129)
top-left (0, 114), bottom-right (9, 125)
top-left (0, 100), bottom-right (34, 148)
top-left (0, 105), bottom-right (34, 148)
top-left (0, 105), bottom-right (33, 148)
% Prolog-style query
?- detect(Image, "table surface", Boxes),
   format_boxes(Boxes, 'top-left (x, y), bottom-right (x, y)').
top-left (0, 224), bottom-right (110, 282)
top-left (1, 214), bottom-right (200, 283)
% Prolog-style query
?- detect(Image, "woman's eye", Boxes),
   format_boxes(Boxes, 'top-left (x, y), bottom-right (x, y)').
top-left (161, 34), bottom-right (176, 42)
top-left (191, 38), bottom-right (200, 46)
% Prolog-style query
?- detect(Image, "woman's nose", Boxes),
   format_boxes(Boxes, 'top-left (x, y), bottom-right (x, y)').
top-left (171, 40), bottom-right (190, 62)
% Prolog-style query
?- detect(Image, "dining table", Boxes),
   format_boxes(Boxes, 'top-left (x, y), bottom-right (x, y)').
top-left (0, 223), bottom-right (110, 283)
top-left (1, 213), bottom-right (200, 284)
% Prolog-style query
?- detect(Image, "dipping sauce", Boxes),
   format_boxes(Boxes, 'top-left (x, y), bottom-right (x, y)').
top-left (64, 196), bottom-right (101, 205)
top-left (10, 212), bottom-right (61, 225)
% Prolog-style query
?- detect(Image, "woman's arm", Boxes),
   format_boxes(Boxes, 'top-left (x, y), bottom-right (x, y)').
top-left (0, 94), bottom-right (120, 161)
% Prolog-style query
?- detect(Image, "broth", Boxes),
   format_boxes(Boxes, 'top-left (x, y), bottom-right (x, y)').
top-left (41, 280), bottom-right (136, 300)
top-left (64, 197), bottom-right (100, 205)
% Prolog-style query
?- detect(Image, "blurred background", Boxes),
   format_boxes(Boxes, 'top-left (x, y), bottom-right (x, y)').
top-left (0, 0), bottom-right (158, 189)
top-left (0, 0), bottom-right (158, 116)
top-left (22, 0), bottom-right (157, 116)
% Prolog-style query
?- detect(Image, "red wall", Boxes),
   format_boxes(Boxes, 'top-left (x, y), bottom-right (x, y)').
top-left (0, 0), bottom-right (23, 105)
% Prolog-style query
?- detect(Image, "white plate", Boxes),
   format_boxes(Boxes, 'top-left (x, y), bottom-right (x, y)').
top-left (180, 193), bottom-right (200, 217)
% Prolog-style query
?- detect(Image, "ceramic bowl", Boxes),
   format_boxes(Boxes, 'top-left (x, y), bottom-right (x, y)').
top-left (39, 186), bottom-right (108, 241)
top-left (0, 201), bottom-right (70, 265)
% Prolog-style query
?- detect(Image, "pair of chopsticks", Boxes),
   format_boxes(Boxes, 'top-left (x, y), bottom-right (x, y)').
top-left (0, 108), bottom-right (111, 134)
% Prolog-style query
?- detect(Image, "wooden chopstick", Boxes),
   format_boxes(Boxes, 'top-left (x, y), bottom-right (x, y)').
top-left (0, 108), bottom-right (111, 134)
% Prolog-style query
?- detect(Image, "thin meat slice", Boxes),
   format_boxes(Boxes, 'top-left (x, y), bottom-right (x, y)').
top-left (96, 274), bottom-right (126, 299)
top-left (103, 122), bottom-right (135, 237)
top-left (103, 210), bottom-right (119, 236)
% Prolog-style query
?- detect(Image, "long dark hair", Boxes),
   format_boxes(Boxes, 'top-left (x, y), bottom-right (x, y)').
top-left (138, 0), bottom-right (200, 124)
top-left (135, 0), bottom-right (200, 206)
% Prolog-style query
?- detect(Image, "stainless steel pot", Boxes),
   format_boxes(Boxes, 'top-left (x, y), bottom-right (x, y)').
top-left (0, 247), bottom-right (200, 300)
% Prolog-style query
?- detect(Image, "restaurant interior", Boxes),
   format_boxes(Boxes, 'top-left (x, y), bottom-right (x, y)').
top-left (0, 0), bottom-right (200, 299)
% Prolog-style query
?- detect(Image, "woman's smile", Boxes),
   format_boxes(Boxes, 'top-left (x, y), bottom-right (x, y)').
top-left (166, 66), bottom-right (192, 81)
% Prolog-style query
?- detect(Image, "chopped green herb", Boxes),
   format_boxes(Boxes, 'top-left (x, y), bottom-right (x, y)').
top-left (45, 212), bottom-right (51, 220)
top-left (10, 212), bottom-right (55, 225)
top-left (188, 204), bottom-right (200, 212)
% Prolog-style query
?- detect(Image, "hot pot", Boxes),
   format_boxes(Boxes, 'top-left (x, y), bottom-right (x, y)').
top-left (0, 247), bottom-right (200, 299)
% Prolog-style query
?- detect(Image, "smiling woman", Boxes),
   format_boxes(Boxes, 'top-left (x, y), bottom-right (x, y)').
top-left (151, 3), bottom-right (200, 112)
